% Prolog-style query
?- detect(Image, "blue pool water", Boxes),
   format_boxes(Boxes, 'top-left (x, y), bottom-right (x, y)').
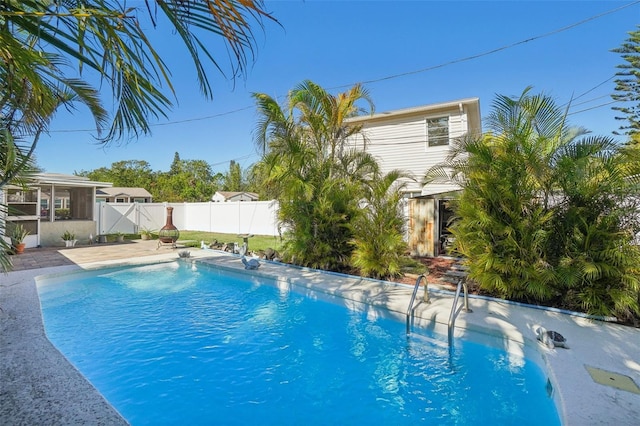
top-left (38, 262), bottom-right (560, 425)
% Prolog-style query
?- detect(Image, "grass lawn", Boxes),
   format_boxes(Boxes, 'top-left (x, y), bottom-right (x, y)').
top-left (173, 231), bottom-right (283, 252)
top-left (127, 231), bottom-right (427, 276)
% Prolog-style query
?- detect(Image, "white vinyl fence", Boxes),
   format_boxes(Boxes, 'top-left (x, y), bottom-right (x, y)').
top-left (95, 201), bottom-right (281, 237)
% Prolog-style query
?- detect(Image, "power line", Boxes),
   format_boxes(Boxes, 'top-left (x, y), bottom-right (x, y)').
top-left (570, 75), bottom-right (616, 103)
top-left (152, 105), bottom-right (255, 127)
top-left (568, 100), bottom-right (620, 115)
top-left (209, 153), bottom-right (257, 167)
top-left (331, 1), bottom-right (640, 90)
top-left (45, 0), bottom-right (639, 134)
top-left (571, 93), bottom-right (614, 107)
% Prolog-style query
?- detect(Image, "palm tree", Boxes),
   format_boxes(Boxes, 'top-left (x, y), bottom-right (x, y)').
top-left (1, 0), bottom-right (274, 271)
top-left (2, 1), bottom-right (274, 145)
top-left (254, 80), bottom-right (374, 156)
top-left (0, 81), bottom-right (75, 271)
top-left (252, 80), bottom-right (378, 271)
top-left (350, 169), bottom-right (410, 279)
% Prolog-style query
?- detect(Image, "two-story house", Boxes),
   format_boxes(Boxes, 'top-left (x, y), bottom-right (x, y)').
top-left (346, 98), bottom-right (482, 257)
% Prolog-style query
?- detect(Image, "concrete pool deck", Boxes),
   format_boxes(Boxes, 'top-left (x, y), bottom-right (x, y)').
top-left (1, 241), bottom-right (639, 425)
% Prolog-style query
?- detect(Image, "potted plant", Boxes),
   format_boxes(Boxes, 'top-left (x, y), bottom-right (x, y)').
top-left (11, 224), bottom-right (29, 254)
top-left (140, 227), bottom-right (155, 241)
top-left (115, 232), bottom-right (125, 243)
top-left (61, 230), bottom-right (77, 247)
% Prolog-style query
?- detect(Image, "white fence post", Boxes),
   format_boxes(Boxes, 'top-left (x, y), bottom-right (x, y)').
top-left (94, 200), bottom-right (281, 236)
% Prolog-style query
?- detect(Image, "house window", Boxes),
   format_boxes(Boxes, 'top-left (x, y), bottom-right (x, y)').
top-left (133, 197), bottom-right (147, 203)
top-left (426, 116), bottom-right (450, 147)
top-left (115, 197), bottom-right (126, 203)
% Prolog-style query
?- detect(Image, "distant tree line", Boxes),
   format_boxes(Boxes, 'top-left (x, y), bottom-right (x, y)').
top-left (76, 154), bottom-right (261, 203)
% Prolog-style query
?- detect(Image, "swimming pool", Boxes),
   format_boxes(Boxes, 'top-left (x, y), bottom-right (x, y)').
top-left (38, 261), bottom-right (560, 425)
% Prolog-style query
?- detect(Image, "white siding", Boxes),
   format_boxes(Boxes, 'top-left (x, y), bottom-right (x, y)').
top-left (349, 108), bottom-right (470, 194)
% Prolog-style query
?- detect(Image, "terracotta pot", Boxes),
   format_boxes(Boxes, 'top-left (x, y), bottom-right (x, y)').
top-left (14, 243), bottom-right (25, 254)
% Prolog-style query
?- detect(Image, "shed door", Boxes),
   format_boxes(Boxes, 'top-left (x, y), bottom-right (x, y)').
top-left (408, 198), bottom-right (435, 257)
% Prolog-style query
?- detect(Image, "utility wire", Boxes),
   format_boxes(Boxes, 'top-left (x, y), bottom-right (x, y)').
top-left (45, 0), bottom-right (639, 135)
top-left (332, 1), bottom-right (640, 89)
top-left (571, 93), bottom-right (614, 107)
top-left (570, 75), bottom-right (616, 103)
top-left (568, 100), bottom-right (620, 115)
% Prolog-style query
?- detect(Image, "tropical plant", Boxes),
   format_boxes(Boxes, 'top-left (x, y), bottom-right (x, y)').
top-left (426, 88), bottom-right (640, 322)
top-left (253, 80), bottom-right (379, 271)
top-left (1, 136), bottom-right (39, 271)
top-left (10, 223), bottom-right (29, 246)
top-left (140, 227), bottom-right (155, 237)
top-left (1, 1), bottom-right (275, 270)
top-left (435, 131), bottom-right (557, 302)
top-left (61, 230), bottom-right (76, 241)
top-left (350, 170), bottom-right (410, 279)
top-left (254, 80), bottom-right (374, 157)
top-left (549, 138), bottom-right (640, 321)
top-left (2, 1), bottom-right (275, 146)
top-left (0, 204), bottom-right (12, 271)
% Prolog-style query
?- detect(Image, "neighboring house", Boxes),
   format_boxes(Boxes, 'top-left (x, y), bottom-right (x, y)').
top-left (1, 173), bottom-right (112, 248)
top-left (346, 98), bottom-right (482, 257)
top-left (212, 191), bottom-right (259, 202)
top-left (96, 187), bottom-right (153, 203)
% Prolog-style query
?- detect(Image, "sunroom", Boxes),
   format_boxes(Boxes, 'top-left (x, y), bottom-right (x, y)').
top-left (2, 173), bottom-right (112, 247)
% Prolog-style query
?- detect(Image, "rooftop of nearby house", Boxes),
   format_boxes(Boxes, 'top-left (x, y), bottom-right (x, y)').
top-left (96, 187), bottom-right (152, 198)
top-left (214, 191), bottom-right (259, 199)
top-left (32, 173), bottom-right (113, 188)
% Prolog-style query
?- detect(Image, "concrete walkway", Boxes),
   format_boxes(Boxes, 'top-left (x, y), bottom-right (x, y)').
top-left (1, 242), bottom-right (639, 425)
top-left (1, 240), bottom-right (184, 425)
top-left (7, 239), bottom-right (174, 271)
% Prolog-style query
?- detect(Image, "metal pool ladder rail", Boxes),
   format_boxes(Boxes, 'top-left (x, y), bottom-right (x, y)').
top-left (406, 273), bottom-right (429, 334)
top-left (448, 274), bottom-right (472, 346)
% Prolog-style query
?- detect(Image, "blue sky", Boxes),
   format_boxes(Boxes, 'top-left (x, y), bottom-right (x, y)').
top-left (35, 0), bottom-right (640, 176)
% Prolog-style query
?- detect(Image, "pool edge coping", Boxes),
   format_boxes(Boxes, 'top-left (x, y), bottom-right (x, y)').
top-left (3, 251), bottom-right (640, 425)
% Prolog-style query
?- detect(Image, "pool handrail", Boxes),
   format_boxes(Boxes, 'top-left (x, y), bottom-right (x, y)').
top-left (447, 276), bottom-right (472, 346)
top-left (406, 273), bottom-right (429, 334)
